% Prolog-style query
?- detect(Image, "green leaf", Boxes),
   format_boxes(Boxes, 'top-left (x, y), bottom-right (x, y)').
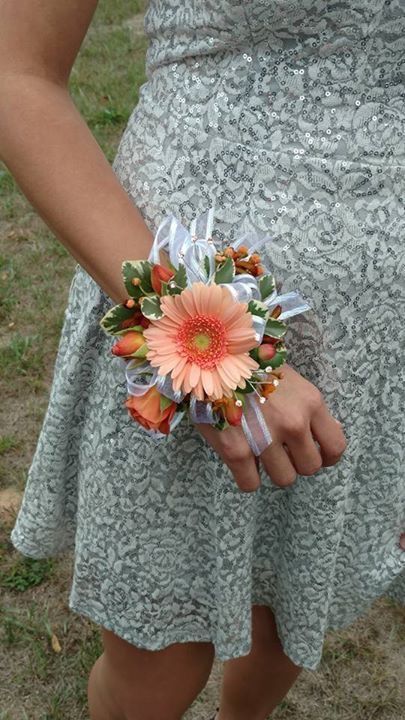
top-left (235, 374), bottom-right (257, 394)
top-left (99, 304), bottom-right (141, 336)
top-left (264, 317), bottom-right (287, 339)
top-left (167, 264), bottom-right (187, 295)
top-left (122, 260), bottom-right (153, 296)
top-left (141, 295), bottom-right (163, 320)
top-left (174, 263), bottom-right (187, 289)
top-left (133, 343), bottom-right (149, 359)
top-left (203, 256), bottom-right (212, 278)
top-left (248, 299), bottom-right (269, 320)
top-left (214, 257), bottom-right (235, 284)
top-left (259, 274), bottom-right (276, 300)
top-left (160, 394), bottom-right (174, 411)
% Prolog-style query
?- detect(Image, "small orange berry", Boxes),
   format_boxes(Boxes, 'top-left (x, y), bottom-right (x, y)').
top-left (236, 245), bottom-right (249, 257)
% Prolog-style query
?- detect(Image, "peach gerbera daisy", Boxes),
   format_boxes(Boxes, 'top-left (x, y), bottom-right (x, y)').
top-left (143, 282), bottom-right (259, 401)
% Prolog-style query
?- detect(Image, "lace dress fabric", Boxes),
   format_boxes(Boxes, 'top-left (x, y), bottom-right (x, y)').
top-left (10, 0), bottom-right (405, 670)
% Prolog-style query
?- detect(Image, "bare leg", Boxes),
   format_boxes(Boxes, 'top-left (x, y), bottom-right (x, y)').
top-left (217, 605), bottom-right (302, 720)
top-left (87, 627), bottom-right (215, 720)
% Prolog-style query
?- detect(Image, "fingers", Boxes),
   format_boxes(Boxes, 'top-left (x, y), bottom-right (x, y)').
top-left (227, 447), bottom-right (262, 492)
top-left (310, 406), bottom-right (347, 466)
top-left (195, 423), bottom-right (261, 493)
top-left (282, 419), bottom-right (323, 476)
top-left (259, 441), bottom-right (297, 488)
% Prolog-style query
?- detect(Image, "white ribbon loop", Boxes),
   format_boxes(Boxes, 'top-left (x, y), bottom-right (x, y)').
top-left (241, 395), bottom-right (273, 456)
top-left (266, 290), bottom-right (311, 320)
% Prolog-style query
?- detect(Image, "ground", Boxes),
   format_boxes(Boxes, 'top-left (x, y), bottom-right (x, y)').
top-left (0, 1), bottom-right (404, 718)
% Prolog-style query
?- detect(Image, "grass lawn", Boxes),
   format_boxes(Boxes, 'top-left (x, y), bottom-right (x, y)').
top-left (1, 1), bottom-right (404, 718)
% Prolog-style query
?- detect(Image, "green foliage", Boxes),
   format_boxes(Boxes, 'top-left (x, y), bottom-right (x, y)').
top-left (0, 436), bottom-right (19, 455)
top-left (1, 557), bottom-right (54, 593)
top-left (174, 264), bottom-right (187, 289)
top-left (141, 295), bottom-right (163, 320)
top-left (0, 334), bottom-right (44, 378)
top-left (264, 317), bottom-right (287, 339)
top-left (160, 395), bottom-right (174, 411)
top-left (214, 257), bottom-right (235, 284)
top-left (259, 273), bottom-right (276, 300)
top-left (248, 299), bottom-right (269, 320)
top-left (122, 259), bottom-right (153, 296)
top-left (99, 303), bottom-right (140, 335)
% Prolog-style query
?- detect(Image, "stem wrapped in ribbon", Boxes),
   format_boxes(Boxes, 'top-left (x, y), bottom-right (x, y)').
top-left (99, 205), bottom-right (311, 455)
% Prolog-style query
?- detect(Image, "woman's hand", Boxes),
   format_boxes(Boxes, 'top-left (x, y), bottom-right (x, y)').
top-left (195, 363), bottom-right (347, 493)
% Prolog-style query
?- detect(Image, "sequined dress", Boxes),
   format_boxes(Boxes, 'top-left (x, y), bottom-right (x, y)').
top-left (10, 0), bottom-right (405, 670)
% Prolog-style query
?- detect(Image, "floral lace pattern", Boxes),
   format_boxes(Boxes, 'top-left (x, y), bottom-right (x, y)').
top-left (10, 0), bottom-right (405, 670)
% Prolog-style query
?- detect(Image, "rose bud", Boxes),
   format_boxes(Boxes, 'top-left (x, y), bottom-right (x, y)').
top-left (125, 386), bottom-right (176, 435)
top-left (120, 310), bottom-right (144, 330)
top-left (151, 264), bottom-right (175, 294)
top-left (270, 304), bottom-right (282, 318)
top-left (236, 245), bottom-right (249, 257)
top-left (262, 334), bottom-right (279, 345)
top-left (125, 297), bottom-right (137, 308)
top-left (111, 330), bottom-right (145, 357)
top-left (223, 397), bottom-right (243, 426)
top-left (261, 382), bottom-right (277, 398)
top-left (250, 253), bottom-right (261, 264)
top-left (258, 344), bottom-right (277, 362)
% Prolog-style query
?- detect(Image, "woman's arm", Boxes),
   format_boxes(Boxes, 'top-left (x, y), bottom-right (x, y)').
top-left (0, 0), bottom-right (154, 304)
top-left (0, 1), bottom-right (347, 491)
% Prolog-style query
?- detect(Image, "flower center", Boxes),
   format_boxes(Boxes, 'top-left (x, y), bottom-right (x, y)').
top-left (177, 315), bottom-right (226, 368)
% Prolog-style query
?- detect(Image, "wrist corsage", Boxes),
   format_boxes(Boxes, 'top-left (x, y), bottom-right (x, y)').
top-left (99, 205), bottom-right (310, 455)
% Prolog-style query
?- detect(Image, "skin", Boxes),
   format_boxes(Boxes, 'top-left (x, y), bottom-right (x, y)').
top-left (197, 362), bottom-right (347, 492)
top-left (0, 2), bottom-right (347, 717)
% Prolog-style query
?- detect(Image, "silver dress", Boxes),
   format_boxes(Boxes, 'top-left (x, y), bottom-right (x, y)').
top-left (10, 0), bottom-right (405, 670)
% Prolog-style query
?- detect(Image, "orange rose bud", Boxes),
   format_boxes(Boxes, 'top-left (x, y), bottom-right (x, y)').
top-left (262, 334), bottom-right (279, 345)
top-left (261, 382), bottom-right (276, 398)
top-left (250, 253), bottom-right (261, 264)
top-left (236, 245), bottom-right (249, 257)
top-left (131, 277), bottom-right (141, 286)
top-left (120, 310), bottom-right (143, 330)
top-left (111, 330), bottom-right (145, 357)
top-left (151, 264), bottom-right (175, 294)
top-left (270, 304), bottom-right (282, 318)
top-left (222, 397), bottom-right (243, 426)
top-left (223, 247), bottom-right (235, 258)
top-left (256, 265), bottom-right (265, 276)
top-left (125, 298), bottom-right (136, 308)
top-left (258, 344), bottom-right (277, 363)
top-left (125, 386), bottom-right (177, 434)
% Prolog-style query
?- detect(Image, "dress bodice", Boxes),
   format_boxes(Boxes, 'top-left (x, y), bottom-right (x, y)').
top-left (135, 0), bottom-right (404, 168)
